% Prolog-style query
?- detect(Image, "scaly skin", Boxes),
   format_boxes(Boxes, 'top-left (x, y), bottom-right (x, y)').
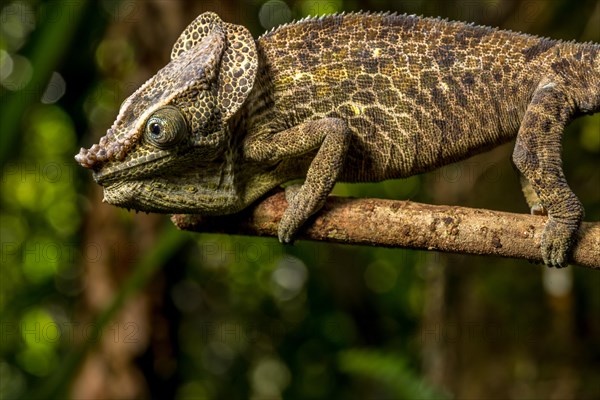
top-left (75, 12), bottom-right (600, 267)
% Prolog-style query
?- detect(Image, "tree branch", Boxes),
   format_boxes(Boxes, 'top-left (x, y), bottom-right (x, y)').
top-left (171, 190), bottom-right (600, 269)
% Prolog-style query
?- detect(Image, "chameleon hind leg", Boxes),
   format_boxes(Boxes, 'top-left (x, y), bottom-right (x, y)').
top-left (243, 118), bottom-right (350, 243)
top-left (512, 83), bottom-right (583, 267)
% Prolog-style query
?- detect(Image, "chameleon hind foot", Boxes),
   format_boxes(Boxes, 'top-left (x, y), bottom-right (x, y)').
top-left (541, 218), bottom-right (578, 268)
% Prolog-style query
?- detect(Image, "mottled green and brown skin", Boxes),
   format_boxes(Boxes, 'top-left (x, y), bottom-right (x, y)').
top-left (76, 12), bottom-right (600, 267)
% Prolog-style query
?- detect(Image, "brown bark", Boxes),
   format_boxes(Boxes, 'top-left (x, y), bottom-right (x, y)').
top-left (172, 190), bottom-right (600, 269)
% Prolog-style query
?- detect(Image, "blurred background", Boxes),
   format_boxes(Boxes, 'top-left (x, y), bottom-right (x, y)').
top-left (1, 0), bottom-right (599, 399)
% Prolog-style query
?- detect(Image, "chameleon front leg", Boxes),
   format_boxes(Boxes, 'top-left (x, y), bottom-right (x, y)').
top-left (512, 84), bottom-right (583, 267)
top-left (243, 118), bottom-right (350, 242)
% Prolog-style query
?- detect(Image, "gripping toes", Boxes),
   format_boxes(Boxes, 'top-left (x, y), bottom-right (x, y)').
top-left (278, 185), bottom-right (304, 243)
top-left (541, 218), bottom-right (578, 267)
top-left (278, 210), bottom-right (301, 243)
top-left (278, 184), bottom-right (323, 243)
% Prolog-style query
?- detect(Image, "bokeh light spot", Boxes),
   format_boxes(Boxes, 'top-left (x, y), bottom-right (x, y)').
top-left (259, 0), bottom-right (292, 30)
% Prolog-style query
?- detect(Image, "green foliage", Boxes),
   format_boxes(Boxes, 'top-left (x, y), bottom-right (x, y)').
top-left (338, 349), bottom-right (449, 399)
top-left (579, 113), bottom-right (600, 153)
top-left (0, 0), bottom-right (86, 167)
top-left (27, 226), bottom-right (189, 399)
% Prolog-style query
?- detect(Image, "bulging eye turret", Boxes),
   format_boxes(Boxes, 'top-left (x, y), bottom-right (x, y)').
top-left (145, 106), bottom-right (187, 148)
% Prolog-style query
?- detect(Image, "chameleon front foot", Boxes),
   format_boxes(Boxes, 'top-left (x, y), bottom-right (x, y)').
top-left (277, 184), bottom-right (321, 243)
top-left (541, 219), bottom-right (578, 268)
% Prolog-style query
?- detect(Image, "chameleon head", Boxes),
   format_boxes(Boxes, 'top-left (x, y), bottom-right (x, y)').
top-left (75, 12), bottom-right (258, 213)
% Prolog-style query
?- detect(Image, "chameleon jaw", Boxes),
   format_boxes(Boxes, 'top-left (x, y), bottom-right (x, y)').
top-left (100, 171), bottom-right (247, 215)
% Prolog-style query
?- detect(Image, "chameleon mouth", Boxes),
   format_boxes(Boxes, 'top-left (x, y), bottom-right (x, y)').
top-left (93, 169), bottom-right (125, 185)
top-left (92, 152), bottom-right (171, 185)
top-left (101, 181), bottom-right (142, 209)
top-left (93, 170), bottom-right (112, 185)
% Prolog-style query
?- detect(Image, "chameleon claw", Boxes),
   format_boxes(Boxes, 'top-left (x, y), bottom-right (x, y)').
top-left (530, 204), bottom-right (547, 216)
top-left (277, 227), bottom-right (296, 244)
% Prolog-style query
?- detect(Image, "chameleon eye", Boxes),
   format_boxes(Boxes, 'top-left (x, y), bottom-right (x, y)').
top-left (144, 106), bottom-right (187, 149)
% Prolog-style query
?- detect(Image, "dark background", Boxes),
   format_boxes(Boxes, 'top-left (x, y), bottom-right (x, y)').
top-left (1, 0), bottom-right (599, 399)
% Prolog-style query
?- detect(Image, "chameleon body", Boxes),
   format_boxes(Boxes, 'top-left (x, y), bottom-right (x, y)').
top-left (75, 12), bottom-right (600, 267)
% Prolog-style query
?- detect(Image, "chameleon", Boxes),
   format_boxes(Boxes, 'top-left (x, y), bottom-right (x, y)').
top-left (75, 12), bottom-right (600, 267)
